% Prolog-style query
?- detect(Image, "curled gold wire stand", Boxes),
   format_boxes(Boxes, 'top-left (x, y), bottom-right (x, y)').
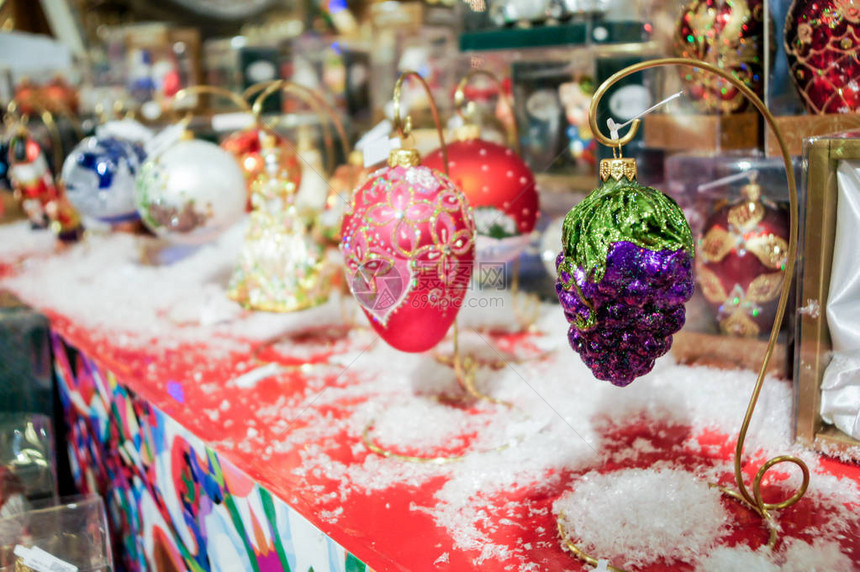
top-left (251, 80), bottom-right (344, 177)
top-left (358, 71), bottom-right (521, 463)
top-left (555, 57), bottom-right (806, 571)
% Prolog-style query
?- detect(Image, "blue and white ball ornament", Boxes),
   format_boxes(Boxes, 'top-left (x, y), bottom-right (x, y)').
top-left (61, 136), bottom-right (146, 223)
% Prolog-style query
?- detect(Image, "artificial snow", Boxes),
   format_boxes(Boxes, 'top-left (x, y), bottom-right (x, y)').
top-left (554, 468), bottom-right (729, 569)
top-left (1, 220), bottom-right (859, 569)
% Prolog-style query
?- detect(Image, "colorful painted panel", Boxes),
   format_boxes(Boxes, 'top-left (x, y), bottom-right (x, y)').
top-left (51, 332), bottom-right (367, 572)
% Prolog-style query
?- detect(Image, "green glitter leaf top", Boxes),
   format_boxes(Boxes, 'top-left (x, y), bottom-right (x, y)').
top-left (561, 177), bottom-right (694, 283)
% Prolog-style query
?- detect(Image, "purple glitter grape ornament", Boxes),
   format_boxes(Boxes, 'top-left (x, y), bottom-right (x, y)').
top-left (556, 157), bottom-right (695, 386)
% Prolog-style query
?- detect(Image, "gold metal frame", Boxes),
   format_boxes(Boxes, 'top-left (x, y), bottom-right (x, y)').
top-left (795, 135), bottom-right (860, 459)
top-left (558, 57), bottom-right (807, 569)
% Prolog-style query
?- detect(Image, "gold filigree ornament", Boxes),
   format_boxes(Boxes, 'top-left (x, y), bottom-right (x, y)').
top-left (695, 263), bottom-right (729, 304)
top-left (745, 233), bottom-right (789, 271)
top-left (727, 195), bottom-right (766, 231)
top-left (698, 225), bottom-right (737, 264)
top-left (747, 270), bottom-right (785, 303)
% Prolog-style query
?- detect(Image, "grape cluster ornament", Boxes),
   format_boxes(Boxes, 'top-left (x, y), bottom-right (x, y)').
top-left (555, 156), bottom-right (694, 386)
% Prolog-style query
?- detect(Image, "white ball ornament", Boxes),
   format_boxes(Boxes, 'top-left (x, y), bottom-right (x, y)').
top-left (135, 139), bottom-right (246, 244)
top-left (61, 136), bottom-right (146, 223)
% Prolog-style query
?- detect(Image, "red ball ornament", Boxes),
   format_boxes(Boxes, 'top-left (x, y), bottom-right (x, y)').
top-left (696, 182), bottom-right (789, 337)
top-left (423, 128), bottom-right (538, 263)
top-left (785, 0), bottom-right (860, 114)
top-left (341, 149), bottom-right (476, 353)
top-left (221, 128), bottom-right (302, 211)
top-left (674, 0), bottom-right (767, 113)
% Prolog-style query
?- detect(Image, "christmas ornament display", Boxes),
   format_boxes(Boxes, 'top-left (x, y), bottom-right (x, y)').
top-left (135, 137), bottom-right (246, 244)
top-left (341, 148), bottom-right (476, 353)
top-left (785, 0), bottom-right (860, 114)
top-left (423, 127), bottom-right (538, 264)
top-left (674, 0), bottom-right (767, 113)
top-left (228, 134), bottom-right (332, 312)
top-left (696, 181), bottom-right (788, 337)
top-left (556, 157), bottom-right (694, 386)
top-left (220, 127), bottom-right (301, 210)
top-left (61, 136), bottom-right (146, 223)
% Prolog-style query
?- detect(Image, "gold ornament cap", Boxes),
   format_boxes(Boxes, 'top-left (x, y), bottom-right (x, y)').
top-left (388, 148), bottom-right (421, 168)
top-left (348, 149), bottom-right (364, 166)
top-left (742, 182), bottom-right (762, 201)
top-left (599, 157), bottom-right (638, 182)
top-left (453, 124), bottom-right (482, 142)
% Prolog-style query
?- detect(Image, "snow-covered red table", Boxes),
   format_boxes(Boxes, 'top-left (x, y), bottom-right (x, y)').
top-left (2, 222), bottom-right (859, 571)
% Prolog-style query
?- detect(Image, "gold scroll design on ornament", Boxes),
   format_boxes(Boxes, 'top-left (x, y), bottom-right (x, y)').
top-left (599, 158), bottom-right (637, 182)
top-left (676, 0), bottom-right (760, 113)
top-left (697, 264), bottom-right (784, 337)
top-left (347, 176), bottom-right (475, 325)
top-left (699, 227), bottom-right (788, 271)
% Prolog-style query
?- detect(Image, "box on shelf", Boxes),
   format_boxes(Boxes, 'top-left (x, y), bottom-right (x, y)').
top-left (0, 495), bottom-right (111, 572)
top-left (664, 154), bottom-right (800, 377)
top-left (795, 131), bottom-right (860, 461)
top-left (643, 113), bottom-right (761, 152)
top-left (0, 413), bottom-right (57, 514)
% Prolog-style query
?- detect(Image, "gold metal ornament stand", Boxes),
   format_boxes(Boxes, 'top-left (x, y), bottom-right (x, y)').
top-left (360, 71), bottom-right (520, 464)
top-left (555, 58), bottom-right (806, 570)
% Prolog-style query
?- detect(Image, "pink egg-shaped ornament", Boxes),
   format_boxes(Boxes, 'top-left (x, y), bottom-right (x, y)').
top-left (340, 148), bottom-right (476, 353)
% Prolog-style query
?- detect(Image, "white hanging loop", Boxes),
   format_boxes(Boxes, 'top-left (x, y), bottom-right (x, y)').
top-left (606, 90), bottom-right (684, 142)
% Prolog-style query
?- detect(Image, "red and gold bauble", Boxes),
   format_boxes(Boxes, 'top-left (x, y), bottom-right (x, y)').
top-left (422, 127), bottom-right (538, 263)
top-left (41, 76), bottom-right (79, 114)
top-left (674, 0), bottom-right (767, 113)
top-left (13, 79), bottom-right (39, 116)
top-left (785, 0), bottom-right (860, 114)
top-left (221, 128), bottom-right (301, 210)
top-left (340, 148), bottom-right (475, 353)
top-left (696, 183), bottom-right (789, 337)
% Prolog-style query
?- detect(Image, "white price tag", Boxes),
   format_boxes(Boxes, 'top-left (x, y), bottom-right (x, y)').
top-left (95, 119), bottom-right (154, 145)
top-left (13, 545), bottom-right (78, 572)
top-left (211, 112), bottom-right (255, 133)
top-left (144, 123), bottom-right (185, 159)
top-left (355, 119), bottom-right (393, 152)
top-left (362, 137), bottom-right (401, 168)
